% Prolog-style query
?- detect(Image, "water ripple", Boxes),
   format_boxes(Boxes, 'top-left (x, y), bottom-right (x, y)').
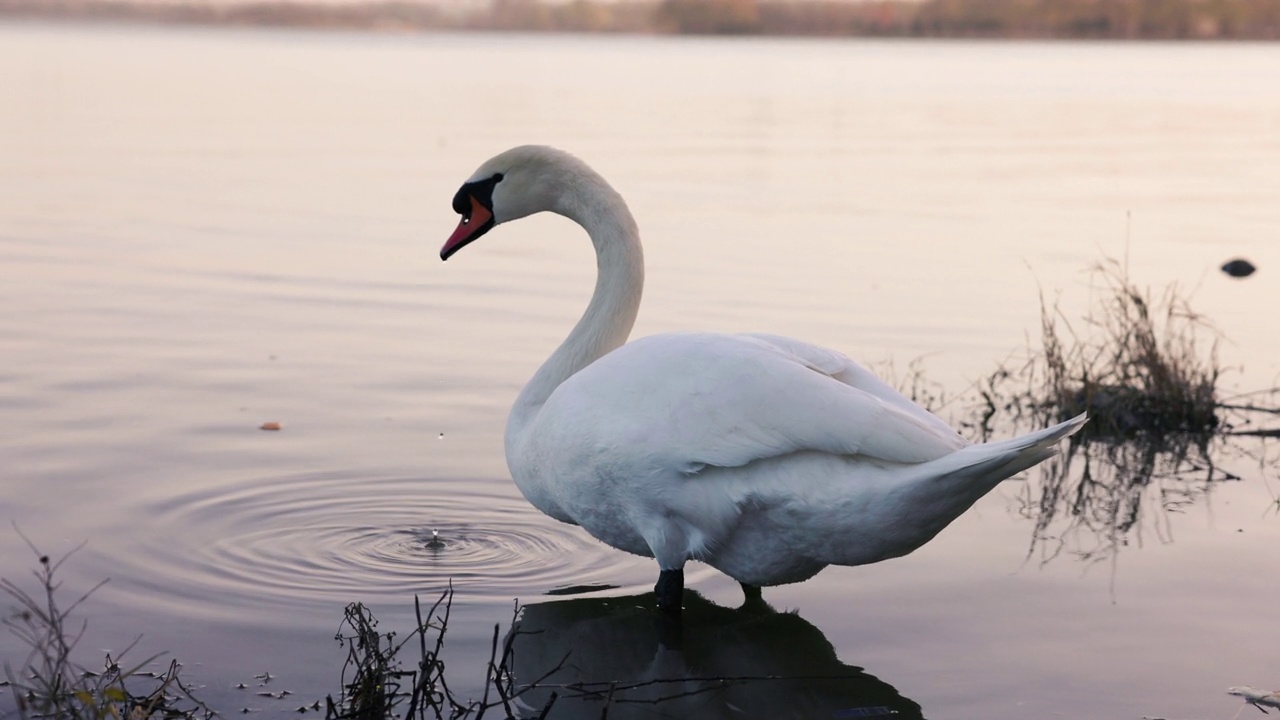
top-left (104, 472), bottom-right (659, 621)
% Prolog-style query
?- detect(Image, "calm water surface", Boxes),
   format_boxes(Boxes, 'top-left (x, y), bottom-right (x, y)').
top-left (2, 23), bottom-right (1279, 719)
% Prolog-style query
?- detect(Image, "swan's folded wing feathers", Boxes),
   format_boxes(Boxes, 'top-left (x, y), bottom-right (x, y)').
top-left (742, 333), bottom-right (968, 446)
top-left (550, 333), bottom-right (968, 478)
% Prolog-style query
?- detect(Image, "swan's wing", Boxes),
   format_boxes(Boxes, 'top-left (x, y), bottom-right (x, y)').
top-left (741, 333), bottom-right (966, 446)
top-left (543, 332), bottom-right (968, 477)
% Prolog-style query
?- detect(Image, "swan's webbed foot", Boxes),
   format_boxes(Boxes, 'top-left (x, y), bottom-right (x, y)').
top-left (655, 568), bottom-right (684, 617)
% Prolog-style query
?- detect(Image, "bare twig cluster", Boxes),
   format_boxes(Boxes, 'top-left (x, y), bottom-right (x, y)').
top-left (965, 254), bottom-right (1280, 566)
top-left (1, 533), bottom-right (213, 720)
top-left (980, 256), bottom-right (1222, 441)
top-left (325, 589), bottom-right (563, 720)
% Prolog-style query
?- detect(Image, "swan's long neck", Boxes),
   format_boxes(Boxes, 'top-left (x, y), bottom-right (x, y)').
top-left (508, 171), bottom-right (644, 437)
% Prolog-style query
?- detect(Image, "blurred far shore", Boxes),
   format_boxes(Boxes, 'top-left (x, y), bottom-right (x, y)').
top-left (3, 0), bottom-right (1280, 40)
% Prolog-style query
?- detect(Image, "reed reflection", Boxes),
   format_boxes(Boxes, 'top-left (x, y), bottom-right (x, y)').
top-left (1010, 431), bottom-right (1239, 566)
top-left (968, 258), bottom-right (1277, 566)
top-left (507, 591), bottom-right (924, 720)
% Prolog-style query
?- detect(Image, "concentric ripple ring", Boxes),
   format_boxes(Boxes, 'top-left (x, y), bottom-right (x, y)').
top-left (99, 471), bottom-right (662, 622)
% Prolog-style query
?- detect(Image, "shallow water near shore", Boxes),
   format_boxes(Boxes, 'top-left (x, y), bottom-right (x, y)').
top-left (2, 22), bottom-right (1279, 719)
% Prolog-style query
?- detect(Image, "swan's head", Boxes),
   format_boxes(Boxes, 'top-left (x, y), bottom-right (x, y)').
top-left (440, 145), bottom-right (594, 261)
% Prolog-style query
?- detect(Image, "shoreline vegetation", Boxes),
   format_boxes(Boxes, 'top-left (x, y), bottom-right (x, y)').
top-left (6, 544), bottom-right (917, 720)
top-left (3, 0), bottom-right (1280, 40)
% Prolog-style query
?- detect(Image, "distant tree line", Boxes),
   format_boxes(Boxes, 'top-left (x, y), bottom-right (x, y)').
top-left (0, 0), bottom-right (448, 31)
top-left (745, 0), bottom-right (1280, 39)
top-left (4, 0), bottom-right (1280, 39)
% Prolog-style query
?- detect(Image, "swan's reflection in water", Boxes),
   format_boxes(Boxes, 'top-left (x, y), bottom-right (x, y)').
top-left (508, 591), bottom-right (924, 719)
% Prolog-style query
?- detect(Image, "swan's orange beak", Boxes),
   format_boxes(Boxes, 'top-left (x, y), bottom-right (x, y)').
top-left (441, 195), bottom-right (494, 261)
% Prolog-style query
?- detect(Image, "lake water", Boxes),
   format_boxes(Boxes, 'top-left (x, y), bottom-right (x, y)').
top-left (2, 21), bottom-right (1279, 719)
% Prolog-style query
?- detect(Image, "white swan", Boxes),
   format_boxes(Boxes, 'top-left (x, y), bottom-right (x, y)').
top-left (440, 145), bottom-right (1085, 615)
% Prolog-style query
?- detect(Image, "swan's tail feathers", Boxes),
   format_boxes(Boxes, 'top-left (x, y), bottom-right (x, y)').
top-left (878, 413), bottom-right (1087, 563)
top-left (912, 412), bottom-right (1088, 491)
top-left (977, 412), bottom-right (1088, 479)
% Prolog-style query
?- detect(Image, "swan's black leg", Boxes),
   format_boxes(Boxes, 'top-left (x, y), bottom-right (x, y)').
top-left (739, 581), bottom-right (770, 613)
top-left (655, 568), bottom-right (684, 616)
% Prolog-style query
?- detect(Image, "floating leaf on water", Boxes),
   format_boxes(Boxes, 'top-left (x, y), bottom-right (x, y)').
top-left (259, 422), bottom-right (281, 432)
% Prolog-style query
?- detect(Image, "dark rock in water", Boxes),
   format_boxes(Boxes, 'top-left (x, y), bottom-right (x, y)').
top-left (1221, 258), bottom-right (1256, 278)
top-left (1063, 383), bottom-right (1219, 438)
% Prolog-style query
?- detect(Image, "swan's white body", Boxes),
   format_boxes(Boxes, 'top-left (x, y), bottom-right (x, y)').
top-left (442, 145), bottom-right (1085, 593)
